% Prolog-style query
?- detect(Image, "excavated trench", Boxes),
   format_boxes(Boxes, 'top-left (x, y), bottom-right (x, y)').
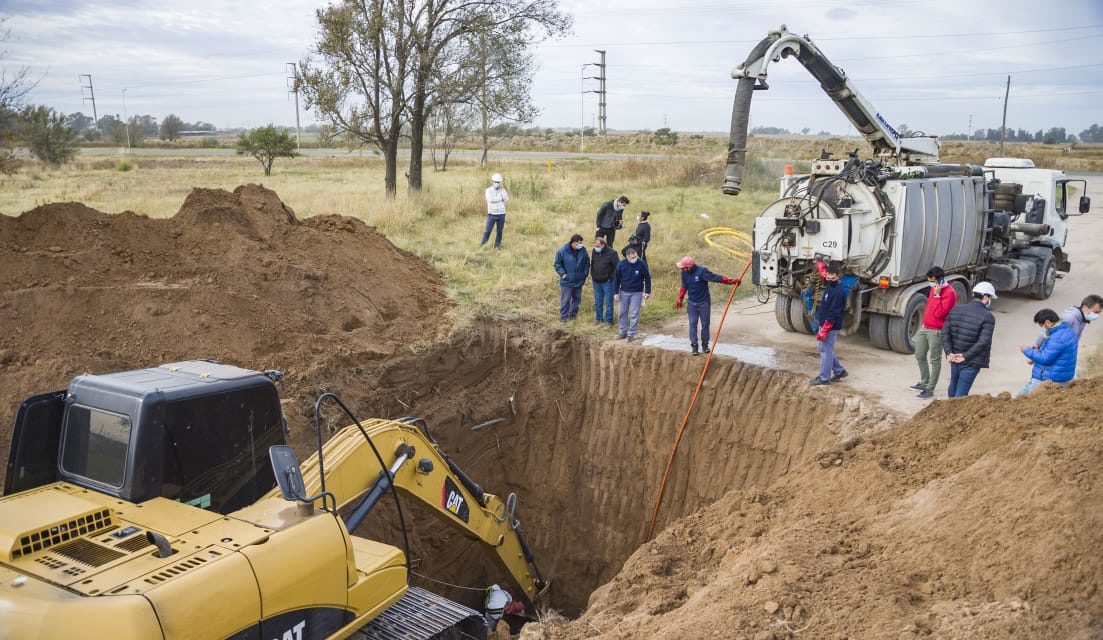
top-left (322, 322), bottom-right (897, 617)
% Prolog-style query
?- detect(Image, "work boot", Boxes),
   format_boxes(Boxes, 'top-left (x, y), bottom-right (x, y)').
top-left (702, 342), bottom-right (711, 354)
top-left (691, 343), bottom-right (699, 356)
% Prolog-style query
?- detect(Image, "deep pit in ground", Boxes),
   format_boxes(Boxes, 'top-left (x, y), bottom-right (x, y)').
top-left (326, 322), bottom-right (897, 616)
top-left (0, 186), bottom-right (897, 618)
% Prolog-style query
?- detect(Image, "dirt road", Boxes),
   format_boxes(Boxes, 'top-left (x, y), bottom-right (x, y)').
top-left (657, 173), bottom-right (1103, 415)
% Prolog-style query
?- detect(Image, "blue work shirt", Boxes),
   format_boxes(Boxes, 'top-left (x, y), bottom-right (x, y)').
top-left (680, 265), bottom-right (725, 303)
top-left (613, 259), bottom-right (652, 294)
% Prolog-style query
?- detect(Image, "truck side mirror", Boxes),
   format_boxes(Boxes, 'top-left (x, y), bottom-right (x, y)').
top-left (269, 445), bottom-right (307, 502)
top-left (1080, 196), bottom-right (1090, 214)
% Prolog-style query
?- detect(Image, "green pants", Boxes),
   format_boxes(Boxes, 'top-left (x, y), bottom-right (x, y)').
top-left (914, 327), bottom-right (943, 392)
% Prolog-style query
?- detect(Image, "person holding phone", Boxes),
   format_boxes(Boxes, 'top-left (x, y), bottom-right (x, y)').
top-left (911, 266), bottom-right (957, 399)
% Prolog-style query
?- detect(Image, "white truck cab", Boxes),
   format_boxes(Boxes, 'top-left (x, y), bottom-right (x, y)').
top-left (983, 157), bottom-right (1090, 248)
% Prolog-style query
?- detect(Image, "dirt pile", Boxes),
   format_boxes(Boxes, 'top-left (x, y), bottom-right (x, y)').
top-left (0, 184), bottom-right (450, 465)
top-left (532, 378), bottom-right (1103, 639)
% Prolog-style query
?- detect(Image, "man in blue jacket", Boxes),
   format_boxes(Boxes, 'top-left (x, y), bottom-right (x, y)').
top-left (613, 247), bottom-right (651, 342)
top-left (554, 234), bottom-right (590, 322)
top-left (1018, 308), bottom-right (1079, 395)
top-left (941, 281), bottom-right (997, 397)
top-left (810, 264), bottom-right (847, 386)
top-left (675, 256), bottom-right (740, 355)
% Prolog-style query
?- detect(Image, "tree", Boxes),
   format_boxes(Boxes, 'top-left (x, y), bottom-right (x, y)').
top-left (65, 111), bottom-right (95, 134)
top-left (1079, 124), bottom-right (1102, 143)
top-left (18, 105), bottom-right (81, 166)
top-left (653, 127), bottom-right (678, 145)
top-left (1, 19), bottom-right (35, 174)
top-left (299, 0), bottom-right (413, 197)
top-left (410, 2), bottom-right (569, 175)
top-left (160, 114), bottom-right (184, 140)
top-left (235, 125), bottom-right (298, 176)
top-left (427, 100), bottom-right (472, 171)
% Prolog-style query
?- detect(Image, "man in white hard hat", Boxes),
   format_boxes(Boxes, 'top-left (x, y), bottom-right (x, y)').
top-left (481, 173), bottom-right (509, 248)
top-left (940, 281), bottom-right (997, 397)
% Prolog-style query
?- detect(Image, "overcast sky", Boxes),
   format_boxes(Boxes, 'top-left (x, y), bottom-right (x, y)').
top-left (5, 0), bottom-right (1103, 136)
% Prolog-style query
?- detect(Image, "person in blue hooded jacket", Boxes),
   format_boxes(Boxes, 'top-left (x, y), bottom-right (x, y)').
top-left (810, 263), bottom-right (848, 386)
top-left (554, 233), bottom-right (590, 322)
top-left (1018, 308), bottom-right (1079, 395)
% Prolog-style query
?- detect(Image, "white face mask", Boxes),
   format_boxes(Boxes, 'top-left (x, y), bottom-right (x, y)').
top-left (1086, 311), bottom-right (1100, 322)
top-left (572, 243), bottom-right (582, 250)
top-left (594, 246), bottom-right (603, 252)
top-left (627, 257), bottom-right (638, 264)
top-left (613, 201), bottom-right (625, 212)
top-left (983, 299), bottom-right (992, 308)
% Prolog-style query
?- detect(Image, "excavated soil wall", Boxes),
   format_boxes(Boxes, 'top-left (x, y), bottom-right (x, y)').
top-left (338, 323), bottom-right (897, 615)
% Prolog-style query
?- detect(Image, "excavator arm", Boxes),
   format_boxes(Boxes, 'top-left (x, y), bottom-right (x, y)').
top-left (723, 25), bottom-right (940, 195)
top-left (286, 417), bottom-right (547, 606)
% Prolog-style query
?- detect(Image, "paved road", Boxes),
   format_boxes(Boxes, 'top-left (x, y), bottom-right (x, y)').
top-left (77, 147), bottom-right (663, 161)
top-left (661, 173), bottom-right (1103, 416)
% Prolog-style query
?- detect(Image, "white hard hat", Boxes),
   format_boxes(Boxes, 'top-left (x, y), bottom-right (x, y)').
top-left (491, 173), bottom-right (503, 183)
top-left (972, 281), bottom-right (998, 299)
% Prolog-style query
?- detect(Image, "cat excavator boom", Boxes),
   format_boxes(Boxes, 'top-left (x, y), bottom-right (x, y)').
top-left (1, 361), bottom-right (546, 639)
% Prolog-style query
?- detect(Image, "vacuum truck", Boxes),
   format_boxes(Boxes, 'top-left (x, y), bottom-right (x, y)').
top-left (723, 25), bottom-right (1091, 353)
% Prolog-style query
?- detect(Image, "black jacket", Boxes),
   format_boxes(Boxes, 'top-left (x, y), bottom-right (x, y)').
top-left (634, 221), bottom-right (651, 248)
top-left (590, 246), bottom-right (618, 283)
top-left (941, 300), bottom-right (996, 368)
top-left (595, 200), bottom-right (622, 229)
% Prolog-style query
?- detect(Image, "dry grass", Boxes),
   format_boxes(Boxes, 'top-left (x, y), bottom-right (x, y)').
top-left (3, 138), bottom-right (1096, 334)
top-left (0, 153), bottom-right (770, 332)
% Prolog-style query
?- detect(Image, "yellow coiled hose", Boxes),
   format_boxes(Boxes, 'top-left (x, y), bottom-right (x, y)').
top-left (699, 227), bottom-right (753, 260)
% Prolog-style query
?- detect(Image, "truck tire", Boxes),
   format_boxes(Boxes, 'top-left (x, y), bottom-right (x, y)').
top-left (887, 291), bottom-right (927, 354)
top-left (950, 280), bottom-right (969, 306)
top-left (788, 294), bottom-right (814, 334)
top-left (868, 313), bottom-right (891, 351)
top-left (1031, 257), bottom-right (1056, 300)
top-left (775, 295), bottom-right (797, 332)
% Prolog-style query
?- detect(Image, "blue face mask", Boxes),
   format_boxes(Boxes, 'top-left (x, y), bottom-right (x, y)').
top-left (594, 246), bottom-right (603, 252)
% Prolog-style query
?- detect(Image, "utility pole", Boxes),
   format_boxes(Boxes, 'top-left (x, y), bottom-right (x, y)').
top-left (121, 88), bottom-right (131, 151)
top-left (79, 74), bottom-right (98, 123)
top-left (286, 63), bottom-right (301, 149)
top-left (594, 49), bottom-right (607, 135)
top-left (999, 75), bottom-right (1010, 154)
top-left (967, 114), bottom-right (973, 139)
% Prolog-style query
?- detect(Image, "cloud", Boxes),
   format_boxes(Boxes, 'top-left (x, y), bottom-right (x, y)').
top-left (825, 7), bottom-right (857, 21)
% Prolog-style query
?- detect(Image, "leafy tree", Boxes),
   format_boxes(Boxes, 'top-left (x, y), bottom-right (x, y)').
top-left (18, 105), bottom-right (81, 166)
top-left (299, 0), bottom-right (413, 197)
top-left (235, 124), bottom-right (298, 176)
top-left (1, 19), bottom-right (35, 174)
top-left (1080, 124), bottom-right (1103, 143)
top-left (65, 111), bottom-right (95, 134)
top-left (160, 114), bottom-right (184, 140)
top-left (653, 127), bottom-right (678, 145)
top-left (404, 0), bottom-right (570, 189)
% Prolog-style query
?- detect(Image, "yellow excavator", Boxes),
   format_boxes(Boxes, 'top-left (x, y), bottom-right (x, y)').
top-left (0, 360), bottom-right (547, 639)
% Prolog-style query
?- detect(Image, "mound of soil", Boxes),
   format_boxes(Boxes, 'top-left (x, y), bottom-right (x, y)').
top-left (0, 184), bottom-right (450, 466)
top-left (533, 378), bottom-right (1103, 639)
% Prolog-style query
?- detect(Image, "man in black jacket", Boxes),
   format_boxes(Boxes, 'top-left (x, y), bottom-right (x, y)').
top-left (595, 195), bottom-right (629, 247)
top-left (634, 211), bottom-right (651, 262)
top-left (590, 236), bottom-right (618, 325)
top-left (940, 281), bottom-right (997, 397)
top-left (810, 264), bottom-right (848, 386)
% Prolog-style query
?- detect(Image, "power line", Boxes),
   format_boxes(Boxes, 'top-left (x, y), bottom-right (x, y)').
top-left (539, 24), bottom-right (1103, 48)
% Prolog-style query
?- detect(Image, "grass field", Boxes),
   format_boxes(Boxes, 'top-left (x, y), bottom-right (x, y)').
top-left (3, 138), bottom-right (1099, 335)
top-left (0, 153), bottom-right (773, 334)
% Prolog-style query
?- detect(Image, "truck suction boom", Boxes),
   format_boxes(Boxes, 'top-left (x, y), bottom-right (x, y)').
top-left (723, 24), bottom-right (940, 195)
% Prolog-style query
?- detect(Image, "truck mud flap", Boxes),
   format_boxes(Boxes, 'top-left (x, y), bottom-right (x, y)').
top-left (355, 586), bottom-right (487, 640)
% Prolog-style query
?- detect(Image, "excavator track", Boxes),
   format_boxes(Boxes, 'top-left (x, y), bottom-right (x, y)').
top-left (352, 586), bottom-right (487, 640)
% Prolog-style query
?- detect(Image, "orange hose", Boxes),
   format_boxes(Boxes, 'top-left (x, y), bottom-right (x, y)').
top-left (645, 259), bottom-right (753, 541)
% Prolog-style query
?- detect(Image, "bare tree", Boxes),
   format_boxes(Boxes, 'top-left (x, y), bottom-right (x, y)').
top-left (405, 0), bottom-right (570, 189)
top-left (1, 18), bottom-right (36, 174)
top-left (427, 100), bottom-right (472, 171)
top-left (298, 0), bottom-right (414, 197)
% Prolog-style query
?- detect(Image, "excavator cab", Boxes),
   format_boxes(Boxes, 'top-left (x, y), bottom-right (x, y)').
top-left (3, 360), bottom-right (287, 513)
